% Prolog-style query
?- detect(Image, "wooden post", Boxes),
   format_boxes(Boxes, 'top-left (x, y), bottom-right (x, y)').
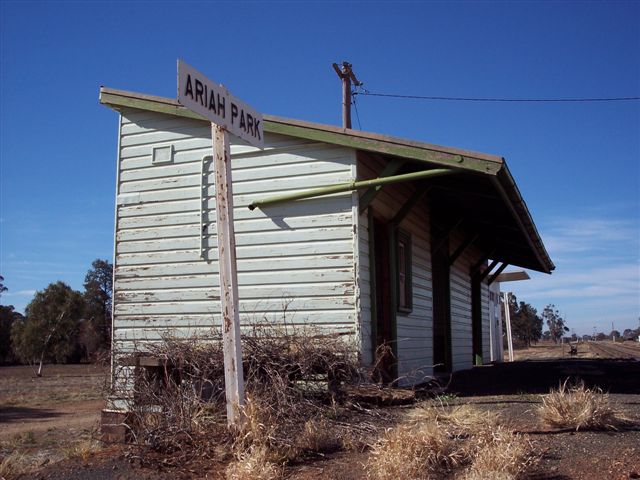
top-left (342, 70), bottom-right (352, 129)
top-left (502, 292), bottom-right (514, 362)
top-left (213, 123), bottom-right (245, 426)
top-left (333, 62), bottom-right (361, 129)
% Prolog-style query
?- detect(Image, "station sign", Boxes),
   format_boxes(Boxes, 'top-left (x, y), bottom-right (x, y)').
top-left (177, 60), bottom-right (263, 148)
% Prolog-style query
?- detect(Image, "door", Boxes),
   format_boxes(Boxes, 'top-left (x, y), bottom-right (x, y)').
top-left (471, 276), bottom-right (483, 365)
top-left (431, 224), bottom-right (452, 373)
top-left (373, 217), bottom-right (394, 383)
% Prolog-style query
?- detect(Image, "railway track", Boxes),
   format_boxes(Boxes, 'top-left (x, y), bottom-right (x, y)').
top-left (587, 341), bottom-right (640, 360)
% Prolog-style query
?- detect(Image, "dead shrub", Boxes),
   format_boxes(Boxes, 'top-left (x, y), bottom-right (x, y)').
top-left (465, 425), bottom-right (535, 480)
top-left (112, 323), bottom-right (361, 468)
top-left (538, 380), bottom-right (630, 431)
top-left (368, 422), bottom-right (463, 479)
top-left (367, 404), bottom-right (535, 480)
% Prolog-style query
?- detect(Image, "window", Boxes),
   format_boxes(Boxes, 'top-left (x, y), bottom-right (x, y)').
top-left (152, 144), bottom-right (173, 165)
top-left (397, 230), bottom-right (412, 313)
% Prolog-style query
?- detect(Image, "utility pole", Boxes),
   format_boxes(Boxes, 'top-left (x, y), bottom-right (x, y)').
top-left (333, 62), bottom-right (362, 129)
top-left (502, 292), bottom-right (514, 362)
top-left (612, 321), bottom-right (615, 342)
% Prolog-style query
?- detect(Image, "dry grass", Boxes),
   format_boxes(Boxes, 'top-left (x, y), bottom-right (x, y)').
top-left (3, 430), bottom-right (36, 449)
top-left (409, 403), bottom-right (500, 433)
top-left (296, 417), bottom-right (342, 454)
top-left (0, 451), bottom-right (32, 480)
top-left (225, 446), bottom-right (283, 480)
top-left (538, 380), bottom-right (630, 431)
top-left (233, 397), bottom-right (345, 465)
top-left (61, 439), bottom-right (103, 461)
top-left (465, 425), bottom-right (534, 480)
top-left (367, 403), bottom-right (535, 480)
top-left (0, 364), bottom-right (106, 408)
top-left (368, 422), bottom-right (463, 479)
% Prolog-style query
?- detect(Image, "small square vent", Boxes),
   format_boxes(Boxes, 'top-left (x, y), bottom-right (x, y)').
top-left (152, 145), bottom-right (173, 164)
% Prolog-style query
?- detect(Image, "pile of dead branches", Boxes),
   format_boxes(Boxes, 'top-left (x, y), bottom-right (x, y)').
top-left (112, 323), bottom-right (363, 469)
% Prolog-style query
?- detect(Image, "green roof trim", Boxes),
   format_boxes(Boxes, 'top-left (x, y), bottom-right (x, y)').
top-left (99, 87), bottom-right (501, 175)
top-left (100, 90), bottom-right (204, 122)
top-left (264, 121), bottom-right (499, 174)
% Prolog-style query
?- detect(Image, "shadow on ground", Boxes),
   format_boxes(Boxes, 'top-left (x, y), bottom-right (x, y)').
top-left (445, 359), bottom-right (640, 396)
top-left (0, 406), bottom-right (63, 423)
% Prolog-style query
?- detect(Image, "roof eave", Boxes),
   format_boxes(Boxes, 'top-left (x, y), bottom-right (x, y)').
top-left (99, 86), bottom-right (502, 175)
top-left (493, 164), bottom-right (555, 273)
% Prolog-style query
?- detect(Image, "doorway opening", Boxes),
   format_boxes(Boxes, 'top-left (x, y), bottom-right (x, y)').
top-left (431, 223), bottom-right (452, 373)
top-left (373, 217), bottom-right (394, 383)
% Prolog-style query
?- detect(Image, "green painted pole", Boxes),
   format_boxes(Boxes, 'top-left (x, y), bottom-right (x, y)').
top-left (248, 168), bottom-right (454, 210)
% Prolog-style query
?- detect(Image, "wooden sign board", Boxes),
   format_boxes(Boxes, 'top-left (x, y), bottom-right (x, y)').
top-left (178, 60), bottom-right (264, 148)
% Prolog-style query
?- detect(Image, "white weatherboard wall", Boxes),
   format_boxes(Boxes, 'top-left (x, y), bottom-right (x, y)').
top-left (357, 212), bottom-right (373, 366)
top-left (449, 234), bottom-right (491, 372)
top-left (113, 108), bottom-right (359, 352)
top-left (357, 155), bottom-right (434, 384)
top-left (449, 233), bottom-right (473, 372)
top-left (481, 279), bottom-right (491, 362)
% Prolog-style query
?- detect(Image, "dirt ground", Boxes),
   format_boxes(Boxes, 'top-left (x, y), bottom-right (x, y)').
top-left (0, 364), bottom-right (107, 476)
top-left (512, 339), bottom-right (640, 361)
top-left (0, 364), bottom-right (106, 439)
top-left (2, 345), bottom-right (639, 480)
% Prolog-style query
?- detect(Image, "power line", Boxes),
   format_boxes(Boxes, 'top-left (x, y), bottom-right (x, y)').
top-left (356, 91), bottom-right (640, 103)
top-left (352, 91), bottom-right (363, 130)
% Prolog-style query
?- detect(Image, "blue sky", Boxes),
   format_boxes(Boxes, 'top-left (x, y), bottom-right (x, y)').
top-left (1, 1), bottom-right (638, 335)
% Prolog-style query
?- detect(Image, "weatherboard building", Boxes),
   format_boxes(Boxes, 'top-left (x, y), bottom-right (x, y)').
top-left (100, 86), bottom-right (553, 396)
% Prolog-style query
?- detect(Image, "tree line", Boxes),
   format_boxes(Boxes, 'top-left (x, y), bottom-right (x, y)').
top-left (505, 294), bottom-right (570, 347)
top-left (506, 294), bottom-right (640, 346)
top-left (0, 259), bottom-right (113, 374)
